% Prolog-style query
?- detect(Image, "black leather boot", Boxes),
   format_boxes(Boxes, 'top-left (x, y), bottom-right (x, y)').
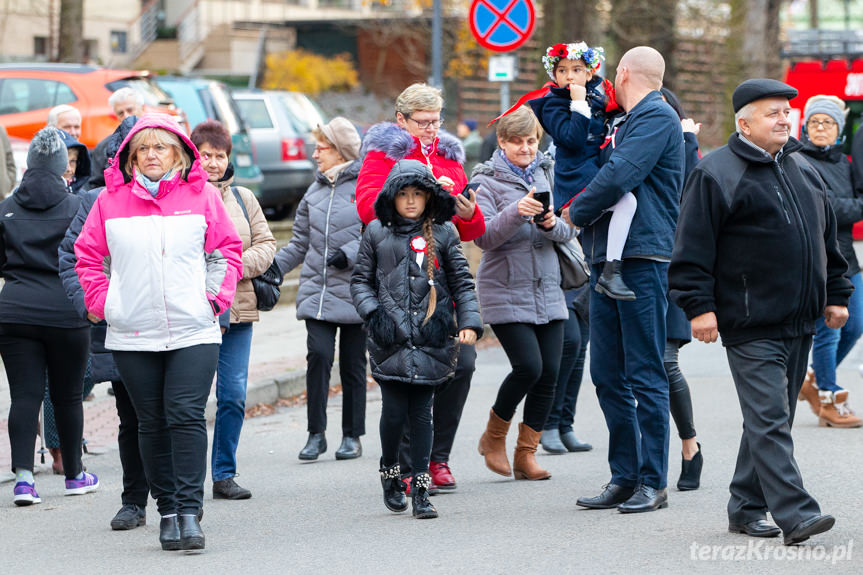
top-left (335, 436), bottom-right (362, 460)
top-left (159, 516), bottom-right (181, 551)
top-left (677, 443), bottom-right (703, 491)
top-left (179, 514), bottom-right (205, 550)
top-left (595, 260), bottom-right (636, 301)
top-left (411, 473), bottom-right (438, 519)
top-left (379, 461), bottom-right (407, 513)
top-left (298, 432), bottom-right (327, 460)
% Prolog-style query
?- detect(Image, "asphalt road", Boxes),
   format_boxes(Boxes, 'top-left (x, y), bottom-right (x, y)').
top-left (1, 338), bottom-right (861, 574)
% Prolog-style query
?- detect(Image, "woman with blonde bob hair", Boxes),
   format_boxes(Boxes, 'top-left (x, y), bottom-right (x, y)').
top-left (75, 113), bottom-right (243, 552)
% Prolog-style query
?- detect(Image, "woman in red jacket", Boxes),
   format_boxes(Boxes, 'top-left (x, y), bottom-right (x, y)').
top-left (356, 83), bottom-right (483, 492)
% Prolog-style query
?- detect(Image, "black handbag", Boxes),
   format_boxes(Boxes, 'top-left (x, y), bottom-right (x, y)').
top-left (231, 187), bottom-right (281, 311)
top-left (555, 237), bottom-right (590, 289)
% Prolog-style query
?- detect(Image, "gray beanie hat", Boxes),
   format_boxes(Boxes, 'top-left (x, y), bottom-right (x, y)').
top-left (318, 117), bottom-right (361, 161)
top-left (804, 95), bottom-right (846, 136)
top-left (27, 127), bottom-right (68, 177)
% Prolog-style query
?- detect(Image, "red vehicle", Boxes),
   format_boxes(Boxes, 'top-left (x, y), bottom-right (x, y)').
top-left (0, 63), bottom-right (187, 149)
top-left (783, 31), bottom-right (863, 236)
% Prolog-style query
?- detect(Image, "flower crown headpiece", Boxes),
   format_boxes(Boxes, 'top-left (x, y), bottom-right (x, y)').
top-left (542, 42), bottom-right (605, 81)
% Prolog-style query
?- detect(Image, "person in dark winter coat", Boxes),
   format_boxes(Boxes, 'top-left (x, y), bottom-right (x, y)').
top-left (273, 117), bottom-right (368, 463)
top-left (670, 78), bottom-right (852, 545)
top-left (796, 95), bottom-right (863, 428)
top-left (852, 117), bottom-right (863, 194)
top-left (57, 115), bottom-right (148, 530)
top-left (356, 82), bottom-right (484, 492)
top-left (472, 106), bottom-right (578, 482)
top-left (0, 127), bottom-right (98, 507)
top-left (351, 159), bottom-right (483, 520)
top-left (658, 87), bottom-right (704, 490)
top-left (57, 129), bottom-right (91, 194)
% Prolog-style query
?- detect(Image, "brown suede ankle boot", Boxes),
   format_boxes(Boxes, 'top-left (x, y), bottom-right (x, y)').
top-left (797, 368), bottom-right (820, 416)
top-left (478, 409), bottom-right (512, 476)
top-left (512, 423), bottom-right (551, 481)
top-left (818, 390), bottom-right (863, 428)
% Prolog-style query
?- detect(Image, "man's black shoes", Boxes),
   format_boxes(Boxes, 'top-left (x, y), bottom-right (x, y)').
top-left (618, 484), bottom-right (668, 513)
top-left (729, 519), bottom-right (781, 538)
top-left (576, 484), bottom-right (635, 509)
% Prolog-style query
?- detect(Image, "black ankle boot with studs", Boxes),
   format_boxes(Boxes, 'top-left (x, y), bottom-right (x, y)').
top-left (411, 473), bottom-right (438, 519)
top-left (379, 461), bottom-right (408, 513)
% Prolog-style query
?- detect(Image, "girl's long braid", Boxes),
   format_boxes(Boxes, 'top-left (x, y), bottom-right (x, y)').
top-left (422, 217), bottom-right (437, 325)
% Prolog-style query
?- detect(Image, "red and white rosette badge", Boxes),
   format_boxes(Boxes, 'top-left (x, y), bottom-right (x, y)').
top-left (410, 236), bottom-right (427, 269)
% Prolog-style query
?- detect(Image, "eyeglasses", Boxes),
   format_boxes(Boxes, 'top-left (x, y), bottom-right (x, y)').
top-left (406, 116), bottom-right (443, 130)
top-left (313, 145), bottom-right (332, 153)
top-left (807, 118), bottom-right (837, 129)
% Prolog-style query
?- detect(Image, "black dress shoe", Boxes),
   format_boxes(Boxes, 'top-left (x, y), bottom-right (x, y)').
top-left (618, 484), bottom-right (668, 513)
top-left (784, 514), bottom-right (835, 546)
top-left (179, 514), bottom-right (205, 550)
top-left (159, 516), bottom-right (181, 551)
top-left (677, 443), bottom-right (703, 491)
top-left (298, 432), bottom-right (327, 460)
top-left (576, 483), bottom-right (635, 509)
top-left (335, 436), bottom-right (362, 460)
top-left (111, 503), bottom-right (146, 530)
top-left (213, 477), bottom-right (252, 500)
top-left (729, 519), bottom-right (781, 538)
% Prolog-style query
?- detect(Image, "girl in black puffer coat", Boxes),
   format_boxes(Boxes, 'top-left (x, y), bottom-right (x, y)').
top-left (351, 159), bottom-right (483, 519)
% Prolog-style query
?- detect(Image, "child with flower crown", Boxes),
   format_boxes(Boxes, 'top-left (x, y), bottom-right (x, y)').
top-left (350, 159), bottom-right (483, 519)
top-left (529, 42), bottom-right (637, 301)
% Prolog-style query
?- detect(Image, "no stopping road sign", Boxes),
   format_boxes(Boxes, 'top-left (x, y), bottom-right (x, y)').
top-left (469, 0), bottom-right (536, 53)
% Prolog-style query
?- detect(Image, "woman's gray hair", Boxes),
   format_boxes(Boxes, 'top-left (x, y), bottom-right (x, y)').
top-left (395, 83), bottom-right (444, 117)
top-left (125, 127), bottom-right (190, 178)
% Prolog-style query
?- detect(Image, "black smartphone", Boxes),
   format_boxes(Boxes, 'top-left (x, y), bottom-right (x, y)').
top-left (461, 182), bottom-right (480, 198)
top-left (533, 190), bottom-right (551, 223)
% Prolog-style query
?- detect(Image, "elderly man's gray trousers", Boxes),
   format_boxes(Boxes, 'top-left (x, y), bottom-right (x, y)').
top-left (725, 335), bottom-right (821, 533)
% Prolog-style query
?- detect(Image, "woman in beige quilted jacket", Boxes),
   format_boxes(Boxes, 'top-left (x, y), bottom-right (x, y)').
top-left (190, 120), bottom-right (277, 500)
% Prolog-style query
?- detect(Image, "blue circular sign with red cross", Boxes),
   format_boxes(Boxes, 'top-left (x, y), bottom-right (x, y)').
top-left (469, 0), bottom-right (536, 53)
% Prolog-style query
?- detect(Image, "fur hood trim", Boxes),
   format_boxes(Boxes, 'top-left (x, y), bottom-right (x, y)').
top-left (361, 122), bottom-right (465, 165)
top-left (374, 159), bottom-right (456, 226)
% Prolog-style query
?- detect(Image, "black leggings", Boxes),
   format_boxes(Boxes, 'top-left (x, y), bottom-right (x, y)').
top-left (491, 321), bottom-right (565, 432)
top-left (114, 344), bottom-right (219, 516)
top-left (0, 323), bottom-right (90, 478)
top-left (379, 382), bottom-right (435, 476)
top-left (665, 339), bottom-right (697, 440)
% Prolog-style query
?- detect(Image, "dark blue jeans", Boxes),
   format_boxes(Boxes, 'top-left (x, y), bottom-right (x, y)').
top-left (544, 307), bottom-right (589, 433)
top-left (212, 322), bottom-right (253, 482)
top-left (589, 259), bottom-right (670, 490)
top-left (810, 271), bottom-right (863, 393)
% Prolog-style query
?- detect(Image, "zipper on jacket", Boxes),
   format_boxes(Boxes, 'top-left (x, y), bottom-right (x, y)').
top-left (742, 274), bottom-right (750, 318)
top-left (774, 161), bottom-right (812, 325)
top-left (316, 183), bottom-right (337, 319)
top-left (775, 189), bottom-right (791, 224)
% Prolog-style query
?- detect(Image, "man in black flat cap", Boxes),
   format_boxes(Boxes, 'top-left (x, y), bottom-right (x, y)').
top-left (669, 78), bottom-right (853, 545)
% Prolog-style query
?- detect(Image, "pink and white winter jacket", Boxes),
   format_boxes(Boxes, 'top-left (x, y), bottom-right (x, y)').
top-left (74, 114), bottom-right (243, 351)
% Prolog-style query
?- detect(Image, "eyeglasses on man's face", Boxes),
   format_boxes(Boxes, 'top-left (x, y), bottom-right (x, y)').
top-left (407, 116), bottom-right (444, 130)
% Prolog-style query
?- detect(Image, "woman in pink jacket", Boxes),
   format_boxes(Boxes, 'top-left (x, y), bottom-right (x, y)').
top-left (74, 114), bottom-right (242, 552)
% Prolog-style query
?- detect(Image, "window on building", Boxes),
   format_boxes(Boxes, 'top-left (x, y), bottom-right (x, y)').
top-left (34, 37), bottom-right (49, 57)
top-left (110, 31), bottom-right (128, 53)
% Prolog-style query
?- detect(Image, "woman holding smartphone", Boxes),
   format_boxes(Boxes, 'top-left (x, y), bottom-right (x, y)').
top-left (470, 106), bottom-right (576, 481)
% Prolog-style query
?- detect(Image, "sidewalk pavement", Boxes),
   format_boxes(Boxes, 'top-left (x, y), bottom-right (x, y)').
top-left (0, 341), bottom-right (861, 574)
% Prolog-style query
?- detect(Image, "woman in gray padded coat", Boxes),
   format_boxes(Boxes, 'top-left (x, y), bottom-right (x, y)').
top-left (274, 117), bottom-right (367, 462)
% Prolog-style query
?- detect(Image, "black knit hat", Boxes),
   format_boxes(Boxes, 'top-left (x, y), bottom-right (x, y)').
top-left (732, 79), bottom-right (798, 113)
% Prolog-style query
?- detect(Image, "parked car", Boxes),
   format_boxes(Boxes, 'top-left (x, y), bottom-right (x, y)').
top-left (155, 76), bottom-right (263, 195)
top-left (0, 63), bottom-right (187, 149)
top-left (276, 91), bottom-right (329, 159)
top-left (233, 90), bottom-right (316, 218)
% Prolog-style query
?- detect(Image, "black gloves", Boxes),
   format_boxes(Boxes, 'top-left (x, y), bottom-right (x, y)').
top-left (326, 249), bottom-right (349, 269)
top-left (367, 308), bottom-right (396, 348)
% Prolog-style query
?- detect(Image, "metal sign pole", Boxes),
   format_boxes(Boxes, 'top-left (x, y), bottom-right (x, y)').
top-left (500, 82), bottom-right (510, 115)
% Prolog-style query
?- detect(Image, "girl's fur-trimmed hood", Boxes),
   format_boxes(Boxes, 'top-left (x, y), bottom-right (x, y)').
top-left (374, 159), bottom-right (456, 226)
top-left (361, 122), bottom-right (465, 165)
